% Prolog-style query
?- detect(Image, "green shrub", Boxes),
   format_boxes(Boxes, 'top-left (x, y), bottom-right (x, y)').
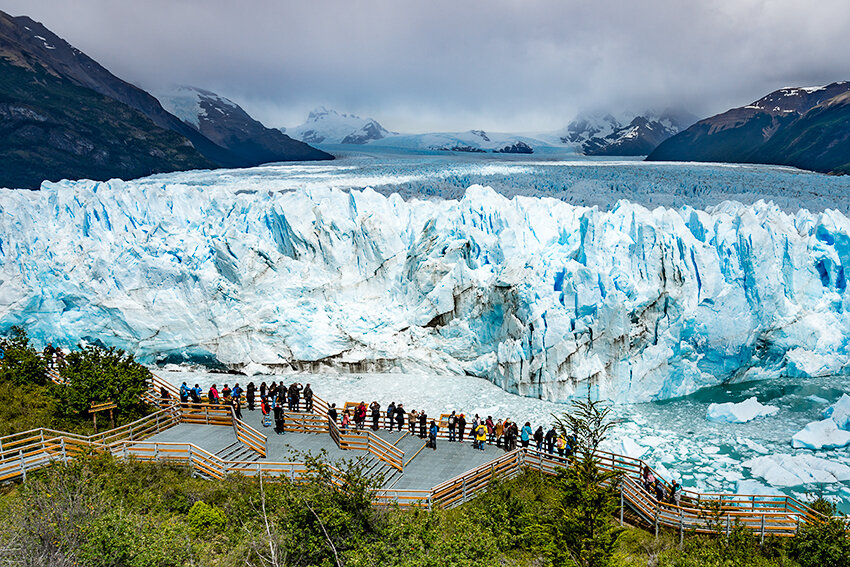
top-left (0, 326), bottom-right (48, 386)
top-left (187, 500), bottom-right (227, 536)
top-left (789, 497), bottom-right (849, 567)
top-left (57, 344), bottom-right (152, 421)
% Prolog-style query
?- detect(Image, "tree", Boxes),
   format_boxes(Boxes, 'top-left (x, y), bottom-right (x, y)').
top-left (57, 344), bottom-right (151, 421)
top-left (790, 497), bottom-right (850, 567)
top-left (0, 326), bottom-right (48, 386)
top-left (533, 396), bottom-right (623, 567)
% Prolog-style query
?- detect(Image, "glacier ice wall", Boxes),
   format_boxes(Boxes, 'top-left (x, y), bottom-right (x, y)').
top-left (2, 179), bottom-right (850, 403)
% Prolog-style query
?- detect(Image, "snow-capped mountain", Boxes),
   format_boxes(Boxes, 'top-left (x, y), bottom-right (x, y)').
top-left (648, 82), bottom-right (850, 174)
top-left (375, 130), bottom-right (538, 153)
top-left (156, 86), bottom-right (332, 164)
top-left (286, 107), bottom-right (390, 144)
top-left (560, 110), bottom-right (698, 156)
top-left (286, 108), bottom-right (543, 153)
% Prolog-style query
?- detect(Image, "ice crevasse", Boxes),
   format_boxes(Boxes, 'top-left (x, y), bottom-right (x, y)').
top-left (1, 180), bottom-right (850, 404)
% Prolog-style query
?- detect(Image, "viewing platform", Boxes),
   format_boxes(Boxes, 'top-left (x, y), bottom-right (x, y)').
top-left (0, 370), bottom-right (837, 540)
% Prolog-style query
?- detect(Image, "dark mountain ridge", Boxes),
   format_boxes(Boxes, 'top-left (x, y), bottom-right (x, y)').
top-left (0, 10), bottom-right (331, 188)
top-left (647, 82), bottom-right (850, 174)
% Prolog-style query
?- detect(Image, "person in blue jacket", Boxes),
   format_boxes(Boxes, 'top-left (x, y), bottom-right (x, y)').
top-left (521, 422), bottom-right (533, 448)
top-left (428, 420), bottom-right (439, 450)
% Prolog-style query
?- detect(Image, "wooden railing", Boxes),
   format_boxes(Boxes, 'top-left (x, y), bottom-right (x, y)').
top-left (327, 420), bottom-right (404, 472)
top-left (284, 412), bottom-right (329, 434)
top-left (177, 403), bottom-right (233, 426)
top-left (229, 408), bottom-right (267, 458)
top-left (430, 450), bottom-right (524, 509)
top-left (0, 408), bottom-right (180, 482)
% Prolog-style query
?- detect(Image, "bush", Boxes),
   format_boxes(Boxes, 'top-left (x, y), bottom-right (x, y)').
top-left (187, 500), bottom-right (227, 536)
top-left (0, 326), bottom-right (48, 386)
top-left (790, 497), bottom-right (850, 567)
top-left (58, 344), bottom-right (152, 421)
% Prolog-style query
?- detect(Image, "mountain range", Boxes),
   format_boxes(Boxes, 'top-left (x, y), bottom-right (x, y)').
top-left (284, 108), bottom-right (695, 156)
top-left (0, 10), bottom-right (330, 189)
top-left (648, 82), bottom-right (850, 174)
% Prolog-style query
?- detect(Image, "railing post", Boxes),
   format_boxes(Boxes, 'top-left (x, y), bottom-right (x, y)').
top-left (620, 484), bottom-right (624, 526)
top-left (462, 478), bottom-right (467, 504)
top-left (60, 437), bottom-right (66, 463)
top-left (654, 504), bottom-right (659, 539)
top-left (19, 449), bottom-right (25, 482)
top-left (679, 510), bottom-right (684, 546)
top-left (290, 464), bottom-right (295, 481)
top-left (154, 444), bottom-right (159, 461)
top-left (156, 413), bottom-right (160, 432)
top-left (760, 514), bottom-right (765, 546)
top-left (725, 515), bottom-right (730, 539)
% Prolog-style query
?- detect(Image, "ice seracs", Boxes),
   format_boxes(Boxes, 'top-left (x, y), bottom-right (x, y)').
top-left (3, 178), bottom-right (850, 405)
top-left (706, 397), bottom-right (779, 423)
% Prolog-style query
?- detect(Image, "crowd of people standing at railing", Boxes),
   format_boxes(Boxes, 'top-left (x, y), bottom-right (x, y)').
top-left (178, 379), bottom-right (314, 436)
top-left (317, 399), bottom-right (581, 458)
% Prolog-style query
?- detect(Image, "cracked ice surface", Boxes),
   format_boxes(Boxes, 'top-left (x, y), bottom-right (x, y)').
top-left (3, 168), bottom-right (850, 404)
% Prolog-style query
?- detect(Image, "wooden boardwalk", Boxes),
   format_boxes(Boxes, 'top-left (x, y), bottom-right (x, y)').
top-left (0, 368), bottom-right (836, 539)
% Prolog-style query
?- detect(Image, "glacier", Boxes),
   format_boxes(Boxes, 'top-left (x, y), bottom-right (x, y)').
top-left (2, 173), bottom-right (850, 404)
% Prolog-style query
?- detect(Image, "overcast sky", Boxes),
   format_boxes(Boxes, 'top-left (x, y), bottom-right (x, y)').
top-left (6, 0), bottom-right (850, 132)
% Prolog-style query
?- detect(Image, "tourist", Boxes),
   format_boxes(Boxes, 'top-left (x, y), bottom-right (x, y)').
top-left (289, 383), bottom-right (303, 411)
top-left (408, 408), bottom-right (417, 433)
top-left (273, 397), bottom-right (285, 434)
top-left (261, 396), bottom-right (271, 416)
top-left (534, 426), bottom-right (544, 450)
top-left (341, 410), bottom-right (351, 430)
top-left (370, 401), bottom-right (381, 430)
top-left (669, 481), bottom-right (682, 506)
top-left (259, 381), bottom-right (268, 400)
top-left (428, 420), bottom-right (439, 450)
top-left (394, 403), bottom-right (405, 432)
top-left (545, 426), bottom-right (556, 454)
top-left (386, 402), bottom-right (396, 431)
top-left (521, 422), bottom-right (532, 448)
top-left (474, 421), bottom-right (487, 451)
top-left (208, 384), bottom-right (220, 405)
top-left (179, 382), bottom-right (190, 403)
top-left (418, 410), bottom-right (428, 438)
top-left (447, 411), bottom-right (457, 441)
top-left (355, 401), bottom-right (367, 429)
top-left (55, 349), bottom-right (66, 369)
top-left (43, 343), bottom-right (55, 369)
top-left (457, 413), bottom-right (467, 443)
top-left (232, 396), bottom-right (243, 420)
top-left (566, 434), bottom-right (577, 457)
top-left (231, 383), bottom-right (242, 403)
top-left (222, 384), bottom-right (232, 402)
top-left (642, 466), bottom-right (656, 494)
top-left (509, 421), bottom-right (519, 451)
top-left (246, 382), bottom-right (256, 411)
top-left (495, 419), bottom-right (504, 448)
top-left (328, 403), bottom-right (338, 425)
top-left (556, 434), bottom-right (566, 457)
top-left (303, 383), bottom-right (313, 412)
top-left (485, 416), bottom-right (495, 444)
top-left (654, 479), bottom-right (666, 502)
top-left (190, 384), bottom-right (202, 404)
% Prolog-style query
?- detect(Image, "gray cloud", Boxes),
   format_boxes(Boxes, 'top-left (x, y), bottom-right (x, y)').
top-left (6, 0), bottom-right (850, 132)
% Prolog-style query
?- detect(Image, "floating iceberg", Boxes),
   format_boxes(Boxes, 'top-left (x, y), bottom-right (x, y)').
top-left (823, 394), bottom-right (850, 430)
top-left (706, 397), bottom-right (779, 423)
top-left (3, 176), bottom-right (850, 404)
top-left (791, 418), bottom-right (850, 450)
top-left (742, 454), bottom-right (850, 486)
